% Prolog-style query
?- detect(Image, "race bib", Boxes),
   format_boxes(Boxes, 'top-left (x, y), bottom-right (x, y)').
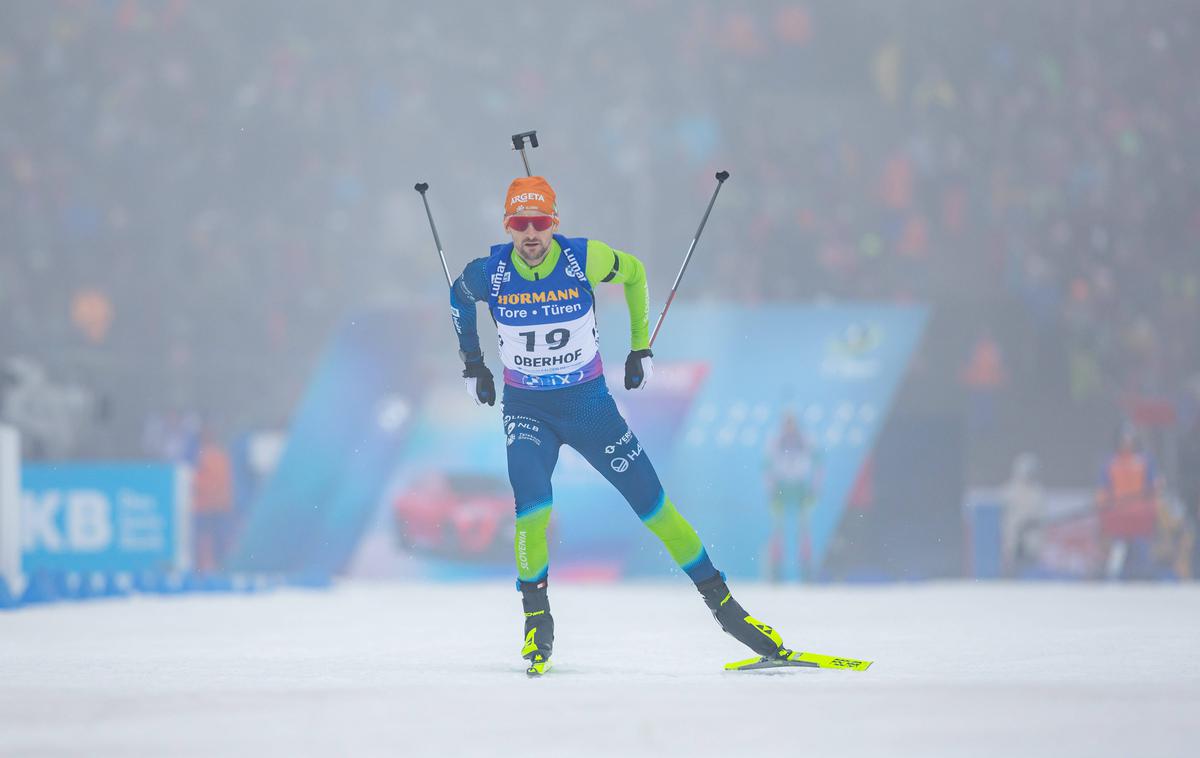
top-left (496, 308), bottom-right (599, 376)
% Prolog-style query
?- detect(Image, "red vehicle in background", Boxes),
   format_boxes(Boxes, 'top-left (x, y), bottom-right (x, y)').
top-left (392, 471), bottom-right (516, 563)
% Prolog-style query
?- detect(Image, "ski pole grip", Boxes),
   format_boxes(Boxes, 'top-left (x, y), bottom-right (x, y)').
top-left (715, 170), bottom-right (730, 182)
top-left (414, 182), bottom-right (429, 194)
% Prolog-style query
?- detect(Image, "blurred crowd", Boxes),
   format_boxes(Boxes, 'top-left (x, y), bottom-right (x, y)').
top-left (2, 1), bottom-right (1198, 496)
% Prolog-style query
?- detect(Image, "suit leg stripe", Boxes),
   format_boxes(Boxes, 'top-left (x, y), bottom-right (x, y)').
top-left (516, 498), bottom-right (553, 517)
top-left (682, 547), bottom-right (709, 572)
top-left (639, 490), bottom-right (667, 523)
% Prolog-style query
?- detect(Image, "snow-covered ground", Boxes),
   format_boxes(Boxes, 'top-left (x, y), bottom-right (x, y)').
top-left (1, 581), bottom-right (1197, 757)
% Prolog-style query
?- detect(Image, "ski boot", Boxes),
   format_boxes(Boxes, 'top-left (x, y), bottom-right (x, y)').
top-left (519, 580), bottom-right (554, 676)
top-left (697, 573), bottom-right (785, 658)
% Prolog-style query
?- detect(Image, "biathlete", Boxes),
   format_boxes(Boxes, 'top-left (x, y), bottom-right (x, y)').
top-left (764, 411), bottom-right (823, 582)
top-left (449, 176), bottom-right (789, 673)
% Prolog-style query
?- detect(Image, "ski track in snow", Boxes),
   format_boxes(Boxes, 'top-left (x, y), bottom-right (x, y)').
top-left (1, 581), bottom-right (1197, 757)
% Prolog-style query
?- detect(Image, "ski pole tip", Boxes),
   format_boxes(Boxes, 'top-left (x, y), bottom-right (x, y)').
top-left (414, 182), bottom-right (429, 193)
top-left (715, 170), bottom-right (730, 182)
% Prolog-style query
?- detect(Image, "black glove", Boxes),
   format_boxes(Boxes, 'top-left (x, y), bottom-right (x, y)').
top-left (462, 360), bottom-right (496, 406)
top-left (624, 349), bottom-right (654, 390)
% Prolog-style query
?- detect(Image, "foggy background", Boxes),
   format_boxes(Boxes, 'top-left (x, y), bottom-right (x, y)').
top-left (4, 3), bottom-right (1200, 756)
top-left (1, 0), bottom-right (1198, 581)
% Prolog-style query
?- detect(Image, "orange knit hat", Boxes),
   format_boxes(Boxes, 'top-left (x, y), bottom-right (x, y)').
top-left (504, 176), bottom-right (557, 217)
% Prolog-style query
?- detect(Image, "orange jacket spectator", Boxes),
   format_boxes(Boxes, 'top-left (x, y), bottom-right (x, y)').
top-left (1099, 448), bottom-right (1155, 506)
top-left (193, 441), bottom-right (233, 514)
top-left (961, 335), bottom-right (1006, 390)
top-left (1096, 433), bottom-right (1158, 538)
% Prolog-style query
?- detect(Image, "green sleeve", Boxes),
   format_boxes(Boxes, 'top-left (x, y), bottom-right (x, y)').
top-left (586, 239), bottom-right (650, 351)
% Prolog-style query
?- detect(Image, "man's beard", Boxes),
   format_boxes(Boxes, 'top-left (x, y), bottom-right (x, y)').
top-left (518, 240), bottom-right (548, 263)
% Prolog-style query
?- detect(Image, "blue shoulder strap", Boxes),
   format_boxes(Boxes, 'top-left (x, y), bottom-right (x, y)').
top-left (554, 235), bottom-right (591, 288)
top-left (485, 242), bottom-right (515, 302)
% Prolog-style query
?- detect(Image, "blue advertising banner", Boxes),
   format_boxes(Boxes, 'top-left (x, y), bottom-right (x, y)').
top-left (227, 311), bottom-right (422, 574)
top-left (646, 304), bottom-right (928, 578)
top-left (21, 463), bottom-right (188, 574)
top-left (347, 302), bottom-right (927, 582)
top-left (228, 303), bottom-right (925, 580)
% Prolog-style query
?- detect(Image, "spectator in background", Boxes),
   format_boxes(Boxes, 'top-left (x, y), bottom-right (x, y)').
top-left (763, 411), bottom-right (823, 582)
top-left (192, 431), bottom-right (234, 573)
top-left (142, 410), bottom-right (201, 464)
top-left (228, 428), bottom-right (286, 525)
top-left (0, 356), bottom-right (99, 459)
top-left (1177, 414), bottom-right (1200, 579)
top-left (70, 288), bottom-right (113, 345)
top-left (960, 331), bottom-right (1007, 435)
top-left (1095, 428), bottom-right (1160, 580)
top-left (1002, 452), bottom-right (1044, 577)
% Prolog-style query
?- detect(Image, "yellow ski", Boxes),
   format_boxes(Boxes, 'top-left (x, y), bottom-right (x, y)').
top-left (724, 649), bottom-right (872, 672)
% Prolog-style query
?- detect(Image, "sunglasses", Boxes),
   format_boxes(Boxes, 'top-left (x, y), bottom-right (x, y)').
top-left (506, 215), bottom-right (556, 232)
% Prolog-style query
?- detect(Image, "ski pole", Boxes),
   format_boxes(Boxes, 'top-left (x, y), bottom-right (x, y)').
top-left (649, 170), bottom-right (730, 348)
top-left (413, 182), bottom-right (454, 288)
top-left (511, 131), bottom-right (539, 176)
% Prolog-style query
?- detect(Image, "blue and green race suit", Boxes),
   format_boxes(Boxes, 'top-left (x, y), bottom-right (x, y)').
top-left (449, 234), bottom-right (719, 587)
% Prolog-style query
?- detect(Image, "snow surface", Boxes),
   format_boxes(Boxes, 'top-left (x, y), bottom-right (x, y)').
top-left (1, 581), bottom-right (1197, 757)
